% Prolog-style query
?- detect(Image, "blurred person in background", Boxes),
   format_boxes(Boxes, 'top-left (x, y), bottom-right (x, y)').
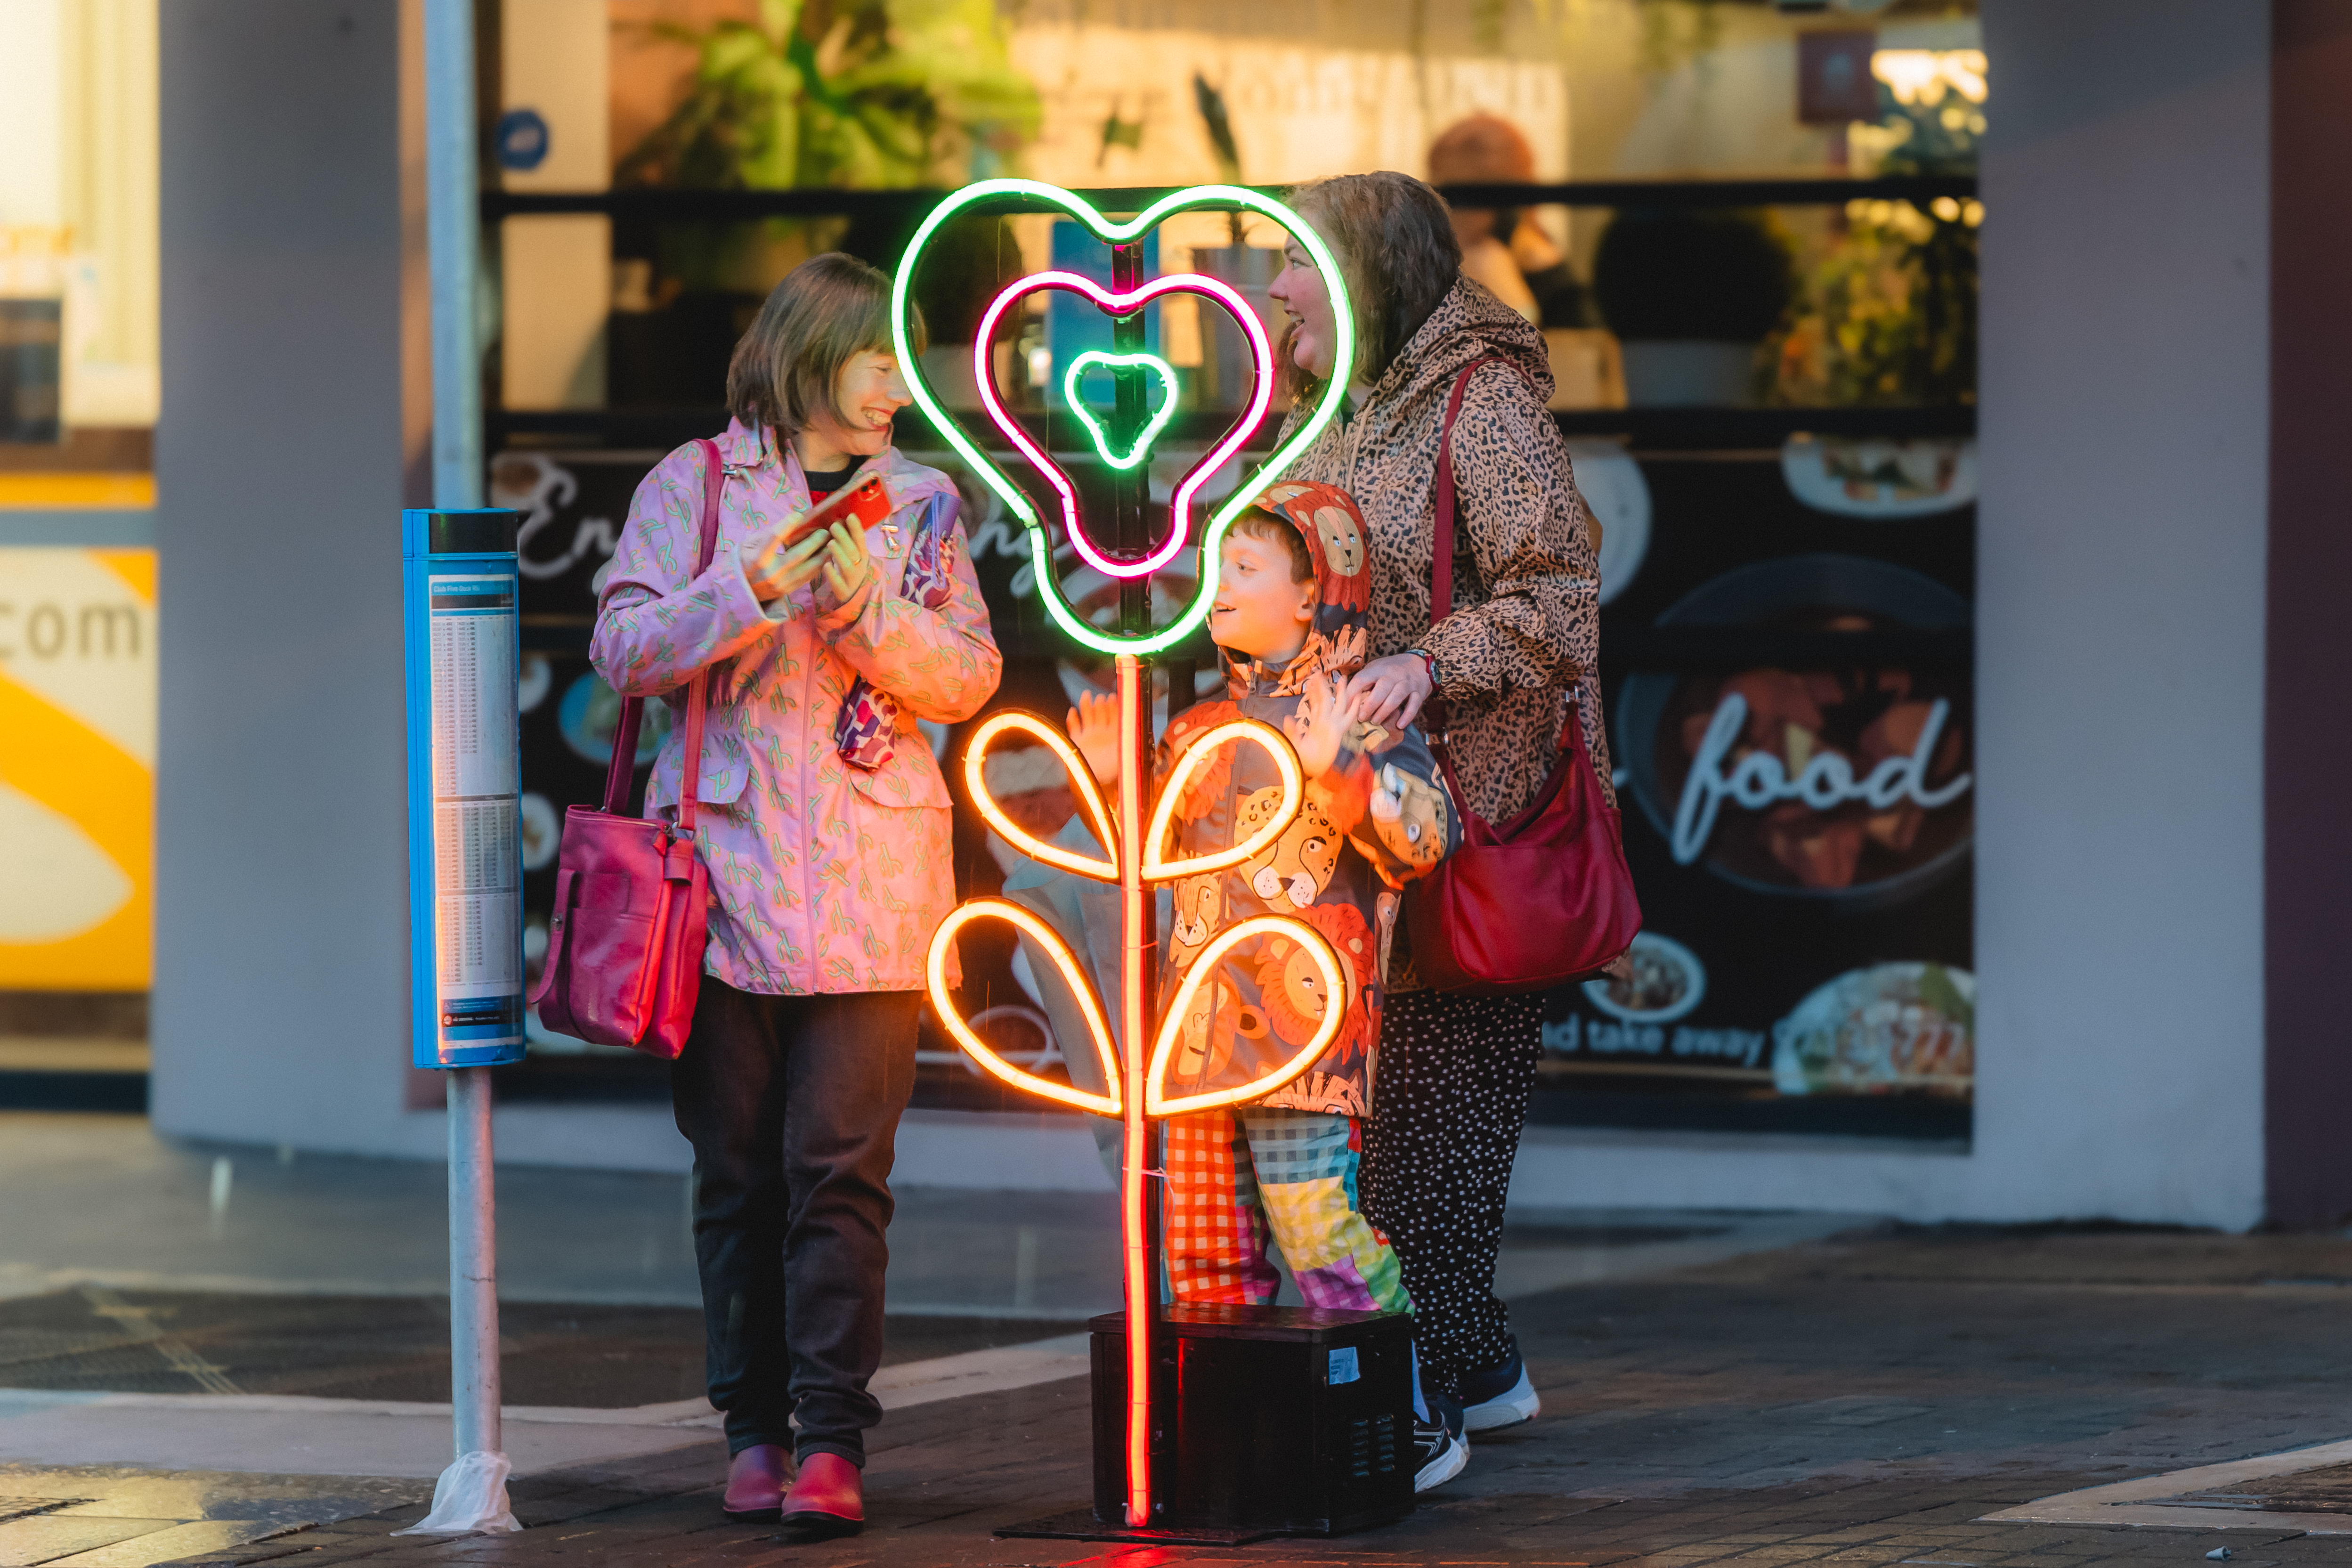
top-left (1427, 114), bottom-right (1594, 330)
top-left (591, 253), bottom-right (1002, 1539)
top-left (1265, 170), bottom-right (1613, 1460)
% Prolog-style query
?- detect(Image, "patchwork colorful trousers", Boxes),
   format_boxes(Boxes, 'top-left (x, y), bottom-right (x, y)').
top-left (1164, 1106), bottom-right (1412, 1313)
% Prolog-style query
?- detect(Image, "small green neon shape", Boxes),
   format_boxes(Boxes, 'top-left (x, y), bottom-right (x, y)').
top-left (1062, 351), bottom-right (1181, 471)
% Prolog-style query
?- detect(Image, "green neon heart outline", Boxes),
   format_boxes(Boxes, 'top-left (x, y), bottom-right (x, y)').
top-left (1061, 350), bottom-right (1181, 472)
top-left (891, 180), bottom-right (1354, 658)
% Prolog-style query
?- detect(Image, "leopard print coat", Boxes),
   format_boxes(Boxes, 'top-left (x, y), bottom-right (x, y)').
top-left (1276, 277), bottom-right (1614, 830)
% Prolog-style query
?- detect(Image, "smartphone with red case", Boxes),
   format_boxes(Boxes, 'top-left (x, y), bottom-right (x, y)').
top-left (775, 469), bottom-right (891, 552)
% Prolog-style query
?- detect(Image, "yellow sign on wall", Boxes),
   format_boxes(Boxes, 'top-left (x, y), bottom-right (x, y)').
top-left (0, 547), bottom-right (155, 990)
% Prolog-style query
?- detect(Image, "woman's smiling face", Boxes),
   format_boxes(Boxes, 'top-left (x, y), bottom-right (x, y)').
top-left (1268, 238), bottom-right (1339, 382)
top-left (820, 350), bottom-right (912, 457)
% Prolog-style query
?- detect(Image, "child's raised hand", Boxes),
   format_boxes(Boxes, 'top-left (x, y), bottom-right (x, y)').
top-left (1282, 672), bottom-right (1355, 781)
top-left (1066, 689), bottom-right (1121, 786)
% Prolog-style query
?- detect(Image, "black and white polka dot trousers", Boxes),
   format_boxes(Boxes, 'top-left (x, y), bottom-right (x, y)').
top-left (1360, 987), bottom-right (1544, 1404)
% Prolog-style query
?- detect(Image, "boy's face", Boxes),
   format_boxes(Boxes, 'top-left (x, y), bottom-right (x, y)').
top-left (1210, 533), bottom-right (1316, 661)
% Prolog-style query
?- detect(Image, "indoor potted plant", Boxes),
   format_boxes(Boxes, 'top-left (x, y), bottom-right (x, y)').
top-left (607, 0), bottom-right (1040, 408)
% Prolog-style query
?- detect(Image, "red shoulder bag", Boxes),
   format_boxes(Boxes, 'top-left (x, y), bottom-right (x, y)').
top-left (1403, 360), bottom-right (1642, 993)
top-left (528, 439), bottom-right (720, 1056)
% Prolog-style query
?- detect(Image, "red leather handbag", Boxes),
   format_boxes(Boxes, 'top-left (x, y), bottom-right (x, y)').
top-left (527, 439), bottom-right (720, 1057)
top-left (1403, 360), bottom-right (1642, 994)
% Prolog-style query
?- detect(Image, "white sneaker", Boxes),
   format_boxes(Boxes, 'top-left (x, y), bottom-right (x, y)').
top-left (1411, 1415), bottom-right (1469, 1492)
top-left (1461, 1362), bottom-right (1540, 1434)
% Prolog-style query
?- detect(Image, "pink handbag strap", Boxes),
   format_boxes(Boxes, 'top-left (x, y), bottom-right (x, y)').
top-left (602, 438), bottom-right (724, 828)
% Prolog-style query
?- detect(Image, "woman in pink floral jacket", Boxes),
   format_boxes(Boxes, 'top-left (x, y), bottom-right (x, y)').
top-left (590, 254), bottom-right (1000, 1536)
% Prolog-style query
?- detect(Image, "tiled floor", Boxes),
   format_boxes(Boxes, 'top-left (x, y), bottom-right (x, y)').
top-left (19, 1226), bottom-right (2352, 1566)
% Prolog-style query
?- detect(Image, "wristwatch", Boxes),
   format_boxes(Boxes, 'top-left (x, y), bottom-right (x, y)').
top-left (1404, 646), bottom-right (1439, 690)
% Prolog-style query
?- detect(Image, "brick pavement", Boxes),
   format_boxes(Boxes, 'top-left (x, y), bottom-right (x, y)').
top-left (23, 1225), bottom-right (2352, 1568)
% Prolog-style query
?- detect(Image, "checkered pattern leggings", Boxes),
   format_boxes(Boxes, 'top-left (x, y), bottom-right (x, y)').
top-left (1164, 1107), bottom-right (1411, 1313)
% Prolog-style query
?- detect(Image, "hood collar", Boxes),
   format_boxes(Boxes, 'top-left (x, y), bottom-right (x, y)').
top-left (1220, 480), bottom-right (1374, 698)
top-left (714, 417), bottom-right (955, 506)
top-left (1360, 276), bottom-right (1556, 417)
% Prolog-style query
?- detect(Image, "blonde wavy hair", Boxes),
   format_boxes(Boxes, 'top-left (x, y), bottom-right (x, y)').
top-left (1281, 172), bottom-right (1464, 403)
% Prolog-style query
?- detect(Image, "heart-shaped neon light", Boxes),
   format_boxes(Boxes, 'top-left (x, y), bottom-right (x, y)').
top-left (1062, 350), bottom-right (1180, 471)
top-left (892, 179), bottom-right (1355, 656)
top-left (969, 269), bottom-right (1270, 585)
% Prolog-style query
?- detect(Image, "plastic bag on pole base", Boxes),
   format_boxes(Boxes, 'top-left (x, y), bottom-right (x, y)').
top-left (394, 1450), bottom-right (522, 1536)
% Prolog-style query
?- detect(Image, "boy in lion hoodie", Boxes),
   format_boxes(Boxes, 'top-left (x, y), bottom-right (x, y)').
top-left (1065, 480), bottom-right (1458, 1365)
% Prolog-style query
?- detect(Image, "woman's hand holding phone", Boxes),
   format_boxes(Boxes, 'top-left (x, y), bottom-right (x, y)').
top-left (752, 472), bottom-right (890, 609)
top-left (746, 513), bottom-right (835, 604)
top-left (816, 520), bottom-right (874, 610)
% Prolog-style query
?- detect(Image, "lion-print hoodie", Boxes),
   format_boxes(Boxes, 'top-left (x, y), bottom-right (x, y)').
top-left (1153, 479), bottom-right (1459, 1119)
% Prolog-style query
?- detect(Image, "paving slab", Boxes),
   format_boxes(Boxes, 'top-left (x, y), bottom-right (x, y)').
top-left (22, 1224), bottom-right (2352, 1565)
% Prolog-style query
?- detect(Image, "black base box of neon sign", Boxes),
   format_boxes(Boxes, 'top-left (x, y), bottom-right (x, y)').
top-left (1084, 1305), bottom-right (1415, 1537)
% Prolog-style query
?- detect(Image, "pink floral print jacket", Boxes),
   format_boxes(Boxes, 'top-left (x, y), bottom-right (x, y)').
top-left (590, 419), bottom-right (1002, 995)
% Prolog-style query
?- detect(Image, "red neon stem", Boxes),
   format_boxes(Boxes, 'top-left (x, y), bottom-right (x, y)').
top-left (1115, 653), bottom-right (1153, 1526)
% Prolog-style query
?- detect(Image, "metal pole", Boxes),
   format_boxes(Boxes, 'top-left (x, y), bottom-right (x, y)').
top-left (423, 0), bottom-right (498, 1466)
top-left (446, 1065), bottom-right (501, 1457)
top-left (425, 0), bottom-right (483, 512)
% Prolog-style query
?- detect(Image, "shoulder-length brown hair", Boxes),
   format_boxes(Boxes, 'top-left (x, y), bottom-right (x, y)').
top-left (1281, 172), bottom-right (1462, 403)
top-left (726, 252), bottom-right (927, 435)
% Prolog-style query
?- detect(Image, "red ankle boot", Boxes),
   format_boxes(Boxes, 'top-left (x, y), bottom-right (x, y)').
top-left (777, 1451), bottom-right (863, 1539)
top-left (722, 1444), bottom-right (792, 1521)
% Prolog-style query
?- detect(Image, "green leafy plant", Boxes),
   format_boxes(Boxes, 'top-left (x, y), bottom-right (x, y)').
top-left (1768, 200), bottom-right (1978, 406)
top-left (615, 0), bottom-right (1040, 295)
top-left (617, 0), bottom-right (1040, 194)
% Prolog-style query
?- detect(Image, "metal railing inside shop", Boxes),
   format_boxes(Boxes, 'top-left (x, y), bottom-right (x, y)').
top-left (479, 176), bottom-right (1979, 453)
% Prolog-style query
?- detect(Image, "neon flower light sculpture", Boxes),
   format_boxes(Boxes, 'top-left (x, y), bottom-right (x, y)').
top-left (897, 181), bottom-right (1356, 1528)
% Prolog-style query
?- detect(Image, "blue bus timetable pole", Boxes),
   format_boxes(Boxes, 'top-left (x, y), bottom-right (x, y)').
top-left (402, 507), bottom-right (525, 1527)
top-left (404, 0), bottom-right (517, 1534)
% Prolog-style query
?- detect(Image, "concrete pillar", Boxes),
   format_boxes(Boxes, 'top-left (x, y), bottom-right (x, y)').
top-left (1969, 0), bottom-right (2270, 1227)
top-left (152, 0), bottom-right (418, 1152)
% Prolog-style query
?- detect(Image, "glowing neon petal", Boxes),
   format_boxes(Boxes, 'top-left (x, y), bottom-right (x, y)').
top-left (962, 710), bottom-right (1119, 881)
top-left (1141, 719), bottom-right (1304, 881)
top-left (1062, 350), bottom-right (1181, 471)
top-left (1145, 913), bottom-right (1348, 1117)
top-left (926, 899), bottom-right (1122, 1119)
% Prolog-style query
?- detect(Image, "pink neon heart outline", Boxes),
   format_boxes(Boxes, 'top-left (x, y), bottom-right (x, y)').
top-left (969, 270), bottom-right (1274, 581)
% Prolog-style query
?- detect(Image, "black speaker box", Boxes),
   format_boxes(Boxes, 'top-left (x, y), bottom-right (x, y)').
top-left (1088, 1304), bottom-right (1416, 1536)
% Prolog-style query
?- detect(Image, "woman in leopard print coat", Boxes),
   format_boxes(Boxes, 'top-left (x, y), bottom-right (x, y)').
top-left (1266, 172), bottom-right (1613, 1443)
